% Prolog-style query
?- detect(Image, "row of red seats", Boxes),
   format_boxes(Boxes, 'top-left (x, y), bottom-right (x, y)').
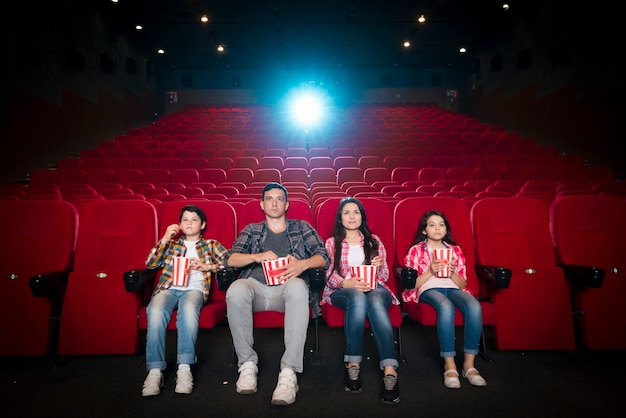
top-left (3, 194), bottom-right (624, 358)
top-left (67, 151), bottom-right (588, 173)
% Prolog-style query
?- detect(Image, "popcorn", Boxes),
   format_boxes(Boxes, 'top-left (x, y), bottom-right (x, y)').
top-left (350, 265), bottom-right (377, 289)
top-left (433, 248), bottom-right (452, 277)
top-left (172, 257), bottom-right (190, 286)
top-left (262, 257), bottom-right (290, 285)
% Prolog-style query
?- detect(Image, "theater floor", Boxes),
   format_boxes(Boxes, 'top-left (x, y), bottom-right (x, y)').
top-left (2, 318), bottom-right (624, 418)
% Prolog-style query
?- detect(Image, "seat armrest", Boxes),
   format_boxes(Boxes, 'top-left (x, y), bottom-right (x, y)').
top-left (558, 264), bottom-right (605, 289)
top-left (29, 270), bottom-right (70, 298)
top-left (304, 268), bottom-right (326, 292)
top-left (123, 268), bottom-right (158, 293)
top-left (476, 265), bottom-right (512, 290)
top-left (216, 267), bottom-right (239, 291)
top-left (400, 267), bottom-right (417, 289)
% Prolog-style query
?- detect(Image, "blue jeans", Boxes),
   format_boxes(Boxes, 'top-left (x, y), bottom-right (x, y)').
top-left (330, 286), bottom-right (399, 370)
top-left (419, 288), bottom-right (482, 358)
top-left (145, 288), bottom-right (203, 371)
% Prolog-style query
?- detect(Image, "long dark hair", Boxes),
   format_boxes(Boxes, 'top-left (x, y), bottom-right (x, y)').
top-left (332, 197), bottom-right (379, 273)
top-left (411, 210), bottom-right (457, 246)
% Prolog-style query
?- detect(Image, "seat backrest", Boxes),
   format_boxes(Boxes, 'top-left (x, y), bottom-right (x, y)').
top-left (315, 197), bottom-right (394, 273)
top-left (171, 168), bottom-right (200, 185)
top-left (199, 168), bottom-right (227, 185)
top-left (309, 167), bottom-right (337, 184)
top-left (226, 168), bottom-right (254, 186)
top-left (0, 200), bottom-right (78, 355)
top-left (391, 167), bottom-right (419, 183)
top-left (58, 200), bottom-right (158, 355)
top-left (254, 168), bottom-right (282, 184)
top-left (237, 199), bottom-right (313, 234)
top-left (471, 197), bottom-right (575, 350)
top-left (549, 195), bottom-right (626, 349)
top-left (393, 197), bottom-right (478, 295)
top-left (281, 168), bottom-right (309, 184)
top-left (234, 156), bottom-right (259, 171)
top-left (159, 201), bottom-right (237, 298)
top-left (336, 167), bottom-right (364, 186)
top-left (363, 167), bottom-right (391, 184)
top-left (73, 200), bottom-right (157, 271)
top-left (418, 167), bottom-right (446, 182)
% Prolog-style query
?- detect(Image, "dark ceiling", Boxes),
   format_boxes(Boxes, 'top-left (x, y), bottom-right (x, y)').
top-left (98, 0), bottom-right (538, 72)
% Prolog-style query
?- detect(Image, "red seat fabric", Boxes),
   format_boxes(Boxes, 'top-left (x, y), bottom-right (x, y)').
top-left (317, 197), bottom-right (405, 361)
top-left (393, 197), bottom-right (496, 344)
top-left (0, 200), bottom-right (78, 356)
top-left (550, 195), bottom-right (626, 350)
top-left (138, 200), bottom-right (237, 330)
top-left (471, 197), bottom-right (575, 351)
top-left (58, 200), bottom-right (158, 355)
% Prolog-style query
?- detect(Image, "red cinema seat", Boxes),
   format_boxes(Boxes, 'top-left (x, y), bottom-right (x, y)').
top-left (393, 197), bottom-right (496, 360)
top-left (315, 197), bottom-right (405, 362)
top-left (0, 200), bottom-right (78, 356)
top-left (135, 200), bottom-right (238, 331)
top-left (471, 197), bottom-right (575, 351)
top-left (58, 200), bottom-right (158, 355)
top-left (550, 195), bottom-right (626, 350)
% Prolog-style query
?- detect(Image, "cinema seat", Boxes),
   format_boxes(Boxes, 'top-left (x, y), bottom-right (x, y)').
top-left (58, 200), bottom-right (158, 355)
top-left (316, 197), bottom-right (406, 363)
top-left (471, 197), bottom-right (575, 351)
top-left (0, 200), bottom-right (78, 356)
top-left (550, 195), bottom-right (626, 350)
top-left (393, 197), bottom-right (496, 360)
top-left (133, 200), bottom-right (237, 331)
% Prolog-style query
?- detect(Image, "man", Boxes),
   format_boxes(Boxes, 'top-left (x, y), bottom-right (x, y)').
top-left (225, 182), bottom-right (330, 405)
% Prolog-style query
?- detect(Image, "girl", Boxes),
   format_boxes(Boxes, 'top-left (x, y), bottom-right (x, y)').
top-left (403, 210), bottom-right (487, 389)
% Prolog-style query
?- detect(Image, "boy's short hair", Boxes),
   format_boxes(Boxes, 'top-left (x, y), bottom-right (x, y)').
top-left (262, 182), bottom-right (288, 201)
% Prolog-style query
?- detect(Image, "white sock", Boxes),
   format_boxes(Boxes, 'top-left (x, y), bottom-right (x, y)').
top-left (148, 368), bottom-right (161, 375)
top-left (178, 364), bottom-right (190, 371)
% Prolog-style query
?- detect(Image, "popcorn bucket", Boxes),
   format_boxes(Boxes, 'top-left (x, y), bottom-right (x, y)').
top-left (432, 248), bottom-right (452, 277)
top-left (262, 257), bottom-right (290, 286)
top-left (350, 265), bottom-right (377, 289)
top-left (172, 256), bottom-right (191, 286)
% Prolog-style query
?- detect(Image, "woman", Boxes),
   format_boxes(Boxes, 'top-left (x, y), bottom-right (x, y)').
top-left (320, 197), bottom-right (400, 404)
top-left (403, 210), bottom-right (487, 389)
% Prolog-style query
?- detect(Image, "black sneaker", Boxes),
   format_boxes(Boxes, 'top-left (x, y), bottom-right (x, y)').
top-left (344, 365), bottom-right (362, 393)
top-left (381, 374), bottom-right (400, 404)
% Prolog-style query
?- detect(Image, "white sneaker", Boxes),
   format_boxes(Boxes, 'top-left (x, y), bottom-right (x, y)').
top-left (236, 361), bottom-right (258, 394)
top-left (175, 367), bottom-right (194, 394)
top-left (271, 368), bottom-right (299, 405)
top-left (141, 370), bottom-right (163, 397)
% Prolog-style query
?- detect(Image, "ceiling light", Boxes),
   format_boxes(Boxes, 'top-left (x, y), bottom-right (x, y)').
top-left (217, 44), bottom-right (225, 53)
top-left (157, 49), bottom-right (165, 55)
top-left (135, 24), bottom-right (143, 31)
top-left (417, 14), bottom-right (426, 23)
top-left (403, 41), bottom-right (411, 48)
top-left (200, 15), bottom-right (209, 23)
top-left (459, 47), bottom-right (467, 53)
top-left (502, 3), bottom-right (510, 11)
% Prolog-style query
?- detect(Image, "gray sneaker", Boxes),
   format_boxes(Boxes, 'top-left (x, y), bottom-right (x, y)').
top-left (175, 368), bottom-right (194, 394)
top-left (141, 370), bottom-right (163, 397)
top-left (236, 361), bottom-right (258, 394)
top-left (271, 368), bottom-right (299, 405)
